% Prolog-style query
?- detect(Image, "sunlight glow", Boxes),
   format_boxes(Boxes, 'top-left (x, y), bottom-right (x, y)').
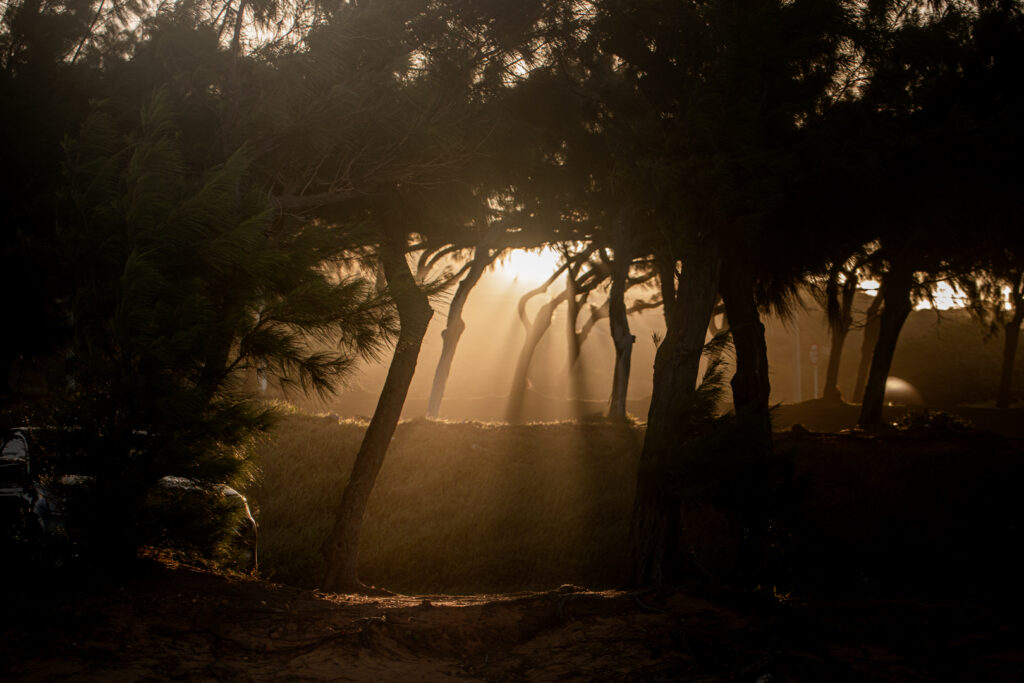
top-left (916, 281), bottom-right (967, 310)
top-left (495, 248), bottom-right (563, 288)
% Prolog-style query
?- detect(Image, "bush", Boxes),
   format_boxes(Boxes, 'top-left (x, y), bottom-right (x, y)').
top-left (893, 409), bottom-right (975, 436)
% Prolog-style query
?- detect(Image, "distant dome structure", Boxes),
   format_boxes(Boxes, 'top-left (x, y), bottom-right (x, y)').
top-left (885, 376), bottom-right (925, 406)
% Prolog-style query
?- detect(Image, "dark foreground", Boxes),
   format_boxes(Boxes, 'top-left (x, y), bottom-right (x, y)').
top-left (1, 560), bottom-right (1021, 682)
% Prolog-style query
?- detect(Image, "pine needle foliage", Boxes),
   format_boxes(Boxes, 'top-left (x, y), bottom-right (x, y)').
top-left (48, 89), bottom-right (391, 562)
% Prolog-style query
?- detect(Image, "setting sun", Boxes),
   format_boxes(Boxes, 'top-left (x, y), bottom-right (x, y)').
top-left (494, 247), bottom-right (563, 287)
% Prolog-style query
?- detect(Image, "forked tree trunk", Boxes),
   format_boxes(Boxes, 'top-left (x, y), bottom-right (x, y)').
top-left (858, 266), bottom-right (914, 429)
top-left (853, 294), bottom-right (883, 403)
top-left (607, 214), bottom-right (634, 420)
top-left (823, 274), bottom-right (857, 402)
top-left (320, 228), bottom-right (433, 593)
top-left (719, 260), bottom-right (772, 452)
top-left (506, 291), bottom-right (567, 423)
top-left (628, 247), bottom-right (721, 586)
top-left (997, 305), bottom-right (1024, 409)
top-left (506, 251), bottom-right (600, 424)
top-left (425, 239), bottom-right (499, 418)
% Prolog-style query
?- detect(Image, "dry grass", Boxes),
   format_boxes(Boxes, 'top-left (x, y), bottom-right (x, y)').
top-left (244, 413), bottom-right (643, 593)
top-left (241, 408), bottom-right (1024, 595)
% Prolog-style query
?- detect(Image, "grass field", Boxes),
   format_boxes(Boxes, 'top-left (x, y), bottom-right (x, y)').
top-left (245, 414), bottom-right (643, 593)
top-left (245, 408), bottom-right (1024, 596)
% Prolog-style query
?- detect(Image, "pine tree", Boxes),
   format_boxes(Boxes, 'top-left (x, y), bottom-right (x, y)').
top-left (49, 90), bottom-right (390, 562)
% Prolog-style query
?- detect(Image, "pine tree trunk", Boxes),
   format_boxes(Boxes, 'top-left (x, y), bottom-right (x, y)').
top-left (657, 253), bottom-right (677, 330)
top-left (607, 308), bottom-right (634, 420)
top-left (823, 277), bottom-right (856, 402)
top-left (565, 270), bottom-right (581, 369)
top-left (607, 213), bottom-right (634, 420)
top-left (426, 318), bottom-right (466, 419)
top-left (320, 230), bottom-right (432, 593)
top-left (506, 291), bottom-right (567, 423)
top-left (853, 294), bottom-right (883, 403)
top-left (858, 267), bottom-right (914, 429)
top-left (997, 307), bottom-right (1024, 409)
top-left (230, 0), bottom-right (248, 55)
top-left (720, 261), bottom-right (772, 452)
top-left (425, 245), bottom-right (494, 418)
top-left (628, 247), bottom-right (721, 586)
top-left (823, 326), bottom-right (849, 402)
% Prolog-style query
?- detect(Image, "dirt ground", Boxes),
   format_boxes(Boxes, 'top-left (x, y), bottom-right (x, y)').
top-left (1, 561), bottom-right (1021, 682)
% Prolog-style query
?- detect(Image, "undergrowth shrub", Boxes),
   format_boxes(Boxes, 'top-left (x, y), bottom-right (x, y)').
top-left (893, 409), bottom-right (975, 436)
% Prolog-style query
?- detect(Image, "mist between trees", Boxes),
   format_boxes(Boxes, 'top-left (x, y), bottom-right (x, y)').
top-left (2, 0), bottom-right (1023, 591)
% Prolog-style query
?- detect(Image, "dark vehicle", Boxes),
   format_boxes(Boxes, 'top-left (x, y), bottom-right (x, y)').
top-left (0, 429), bottom-right (35, 541)
top-left (1, 429), bottom-right (257, 572)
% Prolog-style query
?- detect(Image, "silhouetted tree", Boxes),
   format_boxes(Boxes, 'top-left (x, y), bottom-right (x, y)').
top-left (959, 259), bottom-right (1024, 408)
top-left (424, 223), bottom-right (506, 419)
top-left (853, 0), bottom-right (1024, 426)
top-left (853, 292), bottom-right (884, 403)
top-left (814, 251), bottom-right (874, 403)
top-left (506, 245), bottom-right (604, 423)
top-left (320, 202), bottom-right (433, 592)
top-left (51, 94), bottom-right (388, 560)
top-left (585, 0), bottom-right (855, 584)
top-left (281, 0), bottom-right (572, 591)
top-left (0, 0), bottom-right (96, 410)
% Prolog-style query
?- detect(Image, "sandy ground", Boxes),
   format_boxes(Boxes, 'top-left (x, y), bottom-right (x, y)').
top-left (1, 561), bottom-right (1021, 682)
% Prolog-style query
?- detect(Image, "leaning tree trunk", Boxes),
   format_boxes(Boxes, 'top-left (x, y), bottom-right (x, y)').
top-left (823, 325), bottom-right (850, 403)
top-left (229, 0), bottom-right (248, 55)
top-left (853, 293), bottom-right (883, 403)
top-left (628, 247), bottom-right (721, 587)
top-left (997, 305), bottom-right (1024, 409)
top-left (506, 291), bottom-right (568, 424)
top-left (565, 269), bottom-right (582, 369)
top-left (425, 238), bottom-right (499, 418)
top-left (858, 267), bottom-right (914, 429)
top-left (321, 229), bottom-right (433, 593)
top-left (823, 274), bottom-right (857, 402)
top-left (607, 212), bottom-right (635, 420)
top-left (719, 260), bottom-right (772, 453)
top-left (426, 315), bottom-right (467, 419)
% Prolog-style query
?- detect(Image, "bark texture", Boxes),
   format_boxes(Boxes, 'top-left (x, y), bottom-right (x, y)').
top-left (607, 214), bottom-right (635, 420)
top-left (320, 228), bottom-right (433, 593)
top-left (628, 247), bottom-right (721, 586)
top-left (719, 260), bottom-right (772, 452)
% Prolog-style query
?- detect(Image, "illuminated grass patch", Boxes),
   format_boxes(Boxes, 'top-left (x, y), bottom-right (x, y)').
top-left (246, 414), bottom-right (643, 593)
